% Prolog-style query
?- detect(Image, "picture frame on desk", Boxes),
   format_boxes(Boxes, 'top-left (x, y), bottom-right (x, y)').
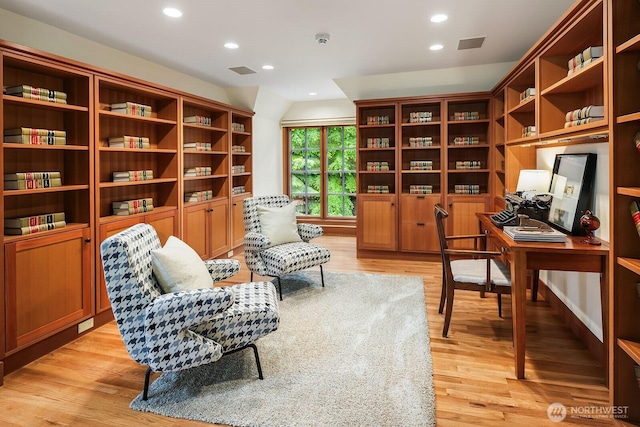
top-left (547, 153), bottom-right (597, 235)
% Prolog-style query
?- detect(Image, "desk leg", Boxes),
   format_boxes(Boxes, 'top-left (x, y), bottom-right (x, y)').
top-left (600, 256), bottom-right (609, 387)
top-left (511, 251), bottom-right (527, 379)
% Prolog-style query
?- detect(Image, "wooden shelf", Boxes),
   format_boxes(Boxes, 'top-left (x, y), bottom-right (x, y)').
top-left (3, 95), bottom-right (89, 112)
top-left (618, 339), bottom-right (640, 365)
top-left (618, 257), bottom-right (640, 275)
top-left (541, 58), bottom-right (604, 95)
top-left (99, 109), bottom-right (177, 125)
top-left (617, 187), bottom-right (640, 198)
top-left (616, 34), bottom-right (640, 54)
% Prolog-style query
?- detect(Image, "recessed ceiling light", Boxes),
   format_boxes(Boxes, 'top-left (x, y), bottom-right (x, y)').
top-left (309, 92), bottom-right (318, 96)
top-left (163, 7), bottom-right (182, 18)
top-left (224, 42), bottom-right (239, 49)
top-left (430, 44), bottom-right (444, 51)
top-left (430, 14), bottom-right (448, 23)
top-left (262, 65), bottom-right (274, 70)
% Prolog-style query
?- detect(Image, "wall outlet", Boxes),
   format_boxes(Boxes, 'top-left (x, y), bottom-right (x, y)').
top-left (227, 250), bottom-right (234, 257)
top-left (77, 318), bottom-right (94, 334)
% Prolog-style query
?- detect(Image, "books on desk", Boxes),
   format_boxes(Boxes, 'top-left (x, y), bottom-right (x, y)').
top-left (503, 226), bottom-right (567, 243)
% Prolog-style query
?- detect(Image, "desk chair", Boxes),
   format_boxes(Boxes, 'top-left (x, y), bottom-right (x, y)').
top-left (435, 204), bottom-right (512, 337)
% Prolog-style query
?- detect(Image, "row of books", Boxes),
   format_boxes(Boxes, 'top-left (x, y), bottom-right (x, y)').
top-left (520, 88), bottom-right (535, 103)
top-left (4, 84), bottom-right (67, 104)
top-left (231, 122), bottom-right (245, 132)
top-left (568, 46), bottom-right (603, 76)
top-left (112, 169), bottom-right (153, 182)
top-left (454, 184), bottom-right (480, 194)
top-left (110, 102), bottom-right (152, 117)
top-left (522, 125), bottom-right (536, 137)
top-left (184, 142), bottom-right (212, 151)
top-left (366, 137), bottom-right (391, 148)
top-left (408, 137), bottom-right (433, 147)
top-left (184, 167), bottom-right (212, 177)
top-left (455, 160), bottom-right (482, 170)
top-left (366, 116), bottom-right (390, 125)
top-left (409, 160), bottom-right (433, 170)
top-left (635, 364), bottom-right (640, 391)
top-left (112, 198), bottom-right (153, 215)
top-left (366, 161), bottom-right (390, 171)
top-left (232, 185), bottom-right (246, 195)
top-left (232, 145), bottom-right (246, 152)
top-left (630, 201), bottom-right (640, 238)
top-left (565, 105), bottom-right (604, 122)
top-left (452, 111), bottom-right (480, 121)
top-left (185, 190), bottom-right (214, 202)
top-left (452, 136), bottom-right (480, 146)
top-left (231, 165), bottom-right (246, 174)
top-left (108, 136), bottom-right (150, 149)
top-left (5, 171), bottom-right (62, 190)
top-left (184, 115), bottom-right (211, 126)
top-left (367, 185), bottom-right (390, 194)
top-left (4, 127), bottom-right (67, 145)
top-left (409, 185), bottom-right (433, 194)
top-left (564, 117), bottom-right (603, 128)
top-left (4, 212), bottom-right (66, 236)
top-left (408, 112), bottom-right (433, 123)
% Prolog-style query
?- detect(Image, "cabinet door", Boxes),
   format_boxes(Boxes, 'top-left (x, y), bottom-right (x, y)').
top-left (209, 199), bottom-right (229, 258)
top-left (446, 197), bottom-right (489, 248)
top-left (184, 203), bottom-right (210, 259)
top-left (146, 209), bottom-right (177, 246)
top-left (357, 195), bottom-right (397, 251)
top-left (400, 194), bottom-right (441, 252)
top-left (231, 195), bottom-right (247, 249)
top-left (5, 228), bottom-right (92, 352)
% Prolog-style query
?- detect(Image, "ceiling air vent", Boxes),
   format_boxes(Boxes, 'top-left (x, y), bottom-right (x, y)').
top-left (457, 37), bottom-right (485, 50)
top-left (229, 66), bottom-right (256, 75)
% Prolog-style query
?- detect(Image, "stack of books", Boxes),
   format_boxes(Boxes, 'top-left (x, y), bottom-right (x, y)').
top-left (4, 211), bottom-right (66, 236)
top-left (231, 165), bottom-right (246, 174)
top-left (367, 185), bottom-right (390, 194)
top-left (3, 84), bottom-right (67, 104)
top-left (183, 142), bottom-right (212, 151)
top-left (112, 169), bottom-right (153, 182)
top-left (520, 88), bottom-right (535, 102)
top-left (112, 198), bottom-right (153, 215)
top-left (184, 190), bottom-right (214, 202)
top-left (564, 105), bottom-right (604, 128)
top-left (4, 171), bottom-right (62, 190)
top-left (454, 184), bottom-right (480, 194)
top-left (503, 226), bottom-right (567, 243)
top-left (409, 111), bottom-right (433, 123)
top-left (184, 115), bottom-right (212, 126)
top-left (408, 137), bottom-right (433, 147)
top-left (452, 136), bottom-right (479, 146)
top-left (184, 166), bottom-right (212, 177)
top-left (409, 160), bottom-right (432, 170)
top-left (232, 185), bottom-right (246, 195)
top-left (366, 137), bottom-right (390, 148)
top-left (522, 125), bottom-right (536, 137)
top-left (366, 116), bottom-right (390, 125)
top-left (409, 185), bottom-right (432, 194)
top-left (366, 161), bottom-right (390, 171)
top-left (4, 127), bottom-right (66, 145)
top-left (635, 364), bottom-right (640, 391)
top-left (452, 111), bottom-right (480, 121)
top-left (231, 122), bottom-right (245, 132)
top-left (455, 160), bottom-right (482, 170)
top-left (232, 145), bottom-right (246, 152)
top-left (108, 136), bottom-right (150, 149)
top-left (110, 101), bottom-right (152, 117)
top-left (568, 46), bottom-right (603, 76)
top-left (630, 200), bottom-right (640, 238)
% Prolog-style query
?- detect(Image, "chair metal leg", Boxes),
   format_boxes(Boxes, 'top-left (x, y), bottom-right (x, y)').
top-left (224, 343), bottom-right (264, 380)
top-left (320, 264), bottom-right (325, 287)
top-left (498, 293), bottom-right (503, 318)
top-left (276, 276), bottom-right (282, 301)
top-left (250, 272), bottom-right (254, 281)
top-left (142, 367), bottom-right (152, 401)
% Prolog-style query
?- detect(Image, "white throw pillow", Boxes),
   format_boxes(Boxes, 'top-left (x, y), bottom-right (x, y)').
top-left (151, 235), bottom-right (213, 293)
top-left (257, 202), bottom-right (302, 247)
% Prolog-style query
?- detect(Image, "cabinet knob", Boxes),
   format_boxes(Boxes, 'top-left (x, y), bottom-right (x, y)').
top-left (501, 246), bottom-right (507, 253)
top-left (85, 238), bottom-right (91, 243)
top-left (417, 196), bottom-right (425, 199)
top-left (207, 209), bottom-right (214, 213)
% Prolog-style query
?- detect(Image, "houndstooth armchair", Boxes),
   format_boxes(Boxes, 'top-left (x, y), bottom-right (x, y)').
top-left (243, 195), bottom-right (331, 300)
top-left (100, 223), bottom-right (280, 400)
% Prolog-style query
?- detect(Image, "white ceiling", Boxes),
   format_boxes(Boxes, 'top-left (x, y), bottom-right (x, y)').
top-left (0, 0), bottom-right (576, 102)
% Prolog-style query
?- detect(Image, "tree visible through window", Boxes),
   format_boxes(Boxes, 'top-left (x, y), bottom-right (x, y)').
top-left (289, 126), bottom-right (356, 218)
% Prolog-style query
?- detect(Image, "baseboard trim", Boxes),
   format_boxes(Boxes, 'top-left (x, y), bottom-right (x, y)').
top-left (538, 280), bottom-right (604, 364)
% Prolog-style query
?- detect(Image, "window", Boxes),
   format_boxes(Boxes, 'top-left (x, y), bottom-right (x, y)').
top-left (287, 126), bottom-right (356, 218)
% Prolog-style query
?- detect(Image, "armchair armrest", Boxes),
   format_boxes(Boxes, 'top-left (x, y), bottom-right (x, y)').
top-left (297, 223), bottom-right (323, 241)
top-left (445, 234), bottom-right (486, 250)
top-left (244, 231), bottom-right (271, 251)
top-left (204, 259), bottom-right (240, 284)
top-left (445, 249), bottom-right (500, 258)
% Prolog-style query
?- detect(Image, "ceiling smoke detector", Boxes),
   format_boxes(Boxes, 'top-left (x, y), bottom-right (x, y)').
top-left (315, 33), bottom-right (330, 44)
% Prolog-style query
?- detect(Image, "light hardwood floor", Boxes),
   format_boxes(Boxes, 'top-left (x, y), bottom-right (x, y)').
top-left (0, 235), bottom-right (611, 426)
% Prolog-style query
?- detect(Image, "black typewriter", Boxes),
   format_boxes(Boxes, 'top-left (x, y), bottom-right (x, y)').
top-left (490, 209), bottom-right (519, 227)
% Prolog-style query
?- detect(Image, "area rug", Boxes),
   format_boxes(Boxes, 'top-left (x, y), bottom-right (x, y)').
top-left (130, 271), bottom-right (436, 427)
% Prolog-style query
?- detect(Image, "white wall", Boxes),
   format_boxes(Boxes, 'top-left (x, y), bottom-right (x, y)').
top-left (537, 143), bottom-right (609, 341)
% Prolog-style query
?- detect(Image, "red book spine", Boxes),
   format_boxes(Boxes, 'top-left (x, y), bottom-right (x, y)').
top-left (630, 201), bottom-right (640, 237)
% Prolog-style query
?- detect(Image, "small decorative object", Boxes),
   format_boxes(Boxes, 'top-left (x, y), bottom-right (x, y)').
top-left (579, 210), bottom-right (601, 245)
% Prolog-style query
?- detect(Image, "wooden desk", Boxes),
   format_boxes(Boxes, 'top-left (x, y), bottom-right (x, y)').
top-left (477, 213), bottom-right (609, 380)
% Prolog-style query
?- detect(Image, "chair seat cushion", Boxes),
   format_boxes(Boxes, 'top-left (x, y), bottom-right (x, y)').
top-left (450, 259), bottom-right (511, 286)
top-left (261, 241), bottom-right (331, 277)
